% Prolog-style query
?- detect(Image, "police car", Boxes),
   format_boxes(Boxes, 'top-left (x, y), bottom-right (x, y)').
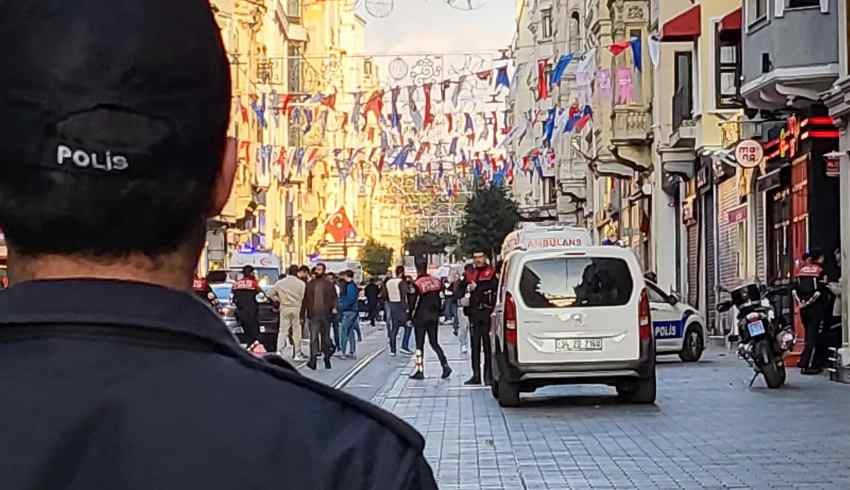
top-left (645, 280), bottom-right (705, 362)
top-left (490, 224), bottom-right (656, 407)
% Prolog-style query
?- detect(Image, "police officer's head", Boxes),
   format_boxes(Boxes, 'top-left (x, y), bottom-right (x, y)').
top-left (0, 1), bottom-right (232, 284)
top-left (809, 248), bottom-right (825, 264)
top-left (242, 266), bottom-right (255, 278)
top-left (472, 250), bottom-right (489, 268)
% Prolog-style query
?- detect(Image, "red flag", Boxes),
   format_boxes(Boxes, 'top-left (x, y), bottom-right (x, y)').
top-left (608, 41), bottom-right (631, 56)
top-left (423, 83), bottom-right (434, 128)
top-left (320, 92), bottom-right (337, 110)
top-left (325, 208), bottom-right (355, 243)
top-left (476, 70), bottom-right (493, 81)
top-left (446, 113), bottom-right (453, 133)
top-left (441, 80), bottom-right (452, 101)
top-left (537, 59), bottom-right (549, 100)
top-left (281, 94), bottom-right (296, 116)
top-left (240, 104), bottom-right (249, 124)
top-left (363, 90), bottom-right (384, 121)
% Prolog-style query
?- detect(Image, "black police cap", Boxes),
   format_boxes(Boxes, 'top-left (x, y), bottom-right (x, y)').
top-left (0, 0), bottom-right (231, 179)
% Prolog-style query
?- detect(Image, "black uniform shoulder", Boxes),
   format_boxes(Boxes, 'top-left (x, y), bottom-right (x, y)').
top-left (222, 350), bottom-right (426, 449)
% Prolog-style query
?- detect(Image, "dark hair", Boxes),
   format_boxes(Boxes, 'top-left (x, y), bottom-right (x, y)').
top-left (809, 247), bottom-right (825, 262)
top-left (416, 261), bottom-right (427, 275)
top-left (0, 116), bottom-right (225, 258)
top-left (242, 265), bottom-right (254, 276)
top-left (287, 265), bottom-right (299, 276)
top-left (298, 265), bottom-right (310, 274)
top-left (395, 265), bottom-right (405, 277)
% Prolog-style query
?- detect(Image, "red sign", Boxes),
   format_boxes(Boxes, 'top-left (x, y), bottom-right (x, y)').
top-left (826, 157), bottom-right (841, 177)
top-left (727, 206), bottom-right (748, 225)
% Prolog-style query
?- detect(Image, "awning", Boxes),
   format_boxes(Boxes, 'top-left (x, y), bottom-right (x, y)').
top-left (661, 5), bottom-right (701, 42)
top-left (718, 8), bottom-right (742, 40)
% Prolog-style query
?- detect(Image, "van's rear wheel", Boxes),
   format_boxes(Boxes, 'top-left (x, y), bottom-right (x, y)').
top-left (616, 372), bottom-right (656, 404)
top-left (497, 379), bottom-right (520, 407)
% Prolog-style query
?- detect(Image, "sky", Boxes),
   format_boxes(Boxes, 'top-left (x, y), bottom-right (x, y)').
top-left (361, 0), bottom-right (515, 54)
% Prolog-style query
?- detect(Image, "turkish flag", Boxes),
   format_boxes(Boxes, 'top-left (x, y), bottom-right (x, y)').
top-left (325, 207), bottom-right (356, 243)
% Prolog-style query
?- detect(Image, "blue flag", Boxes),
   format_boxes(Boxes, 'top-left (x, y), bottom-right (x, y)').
top-left (630, 38), bottom-right (642, 71)
top-left (543, 108), bottom-right (556, 147)
top-left (495, 66), bottom-right (511, 89)
top-left (549, 54), bottom-right (574, 87)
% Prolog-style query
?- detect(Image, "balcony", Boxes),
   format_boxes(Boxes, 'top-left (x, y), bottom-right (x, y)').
top-left (741, 0), bottom-right (839, 110)
top-left (611, 108), bottom-right (652, 145)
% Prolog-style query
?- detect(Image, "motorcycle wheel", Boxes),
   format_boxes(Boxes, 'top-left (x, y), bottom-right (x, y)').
top-left (755, 340), bottom-right (786, 389)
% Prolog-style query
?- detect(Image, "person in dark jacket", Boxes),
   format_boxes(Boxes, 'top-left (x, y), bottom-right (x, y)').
top-left (303, 263), bottom-right (339, 370)
top-left (465, 251), bottom-right (498, 385)
top-left (409, 263), bottom-right (452, 380)
top-left (192, 273), bottom-right (222, 314)
top-left (338, 270), bottom-right (359, 358)
top-left (794, 248), bottom-right (829, 374)
top-left (232, 265), bottom-right (261, 349)
top-left (0, 2), bottom-right (437, 488)
top-left (365, 277), bottom-right (381, 327)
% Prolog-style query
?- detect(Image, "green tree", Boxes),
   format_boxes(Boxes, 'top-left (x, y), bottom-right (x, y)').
top-left (404, 231), bottom-right (457, 264)
top-left (359, 239), bottom-right (394, 277)
top-left (459, 184), bottom-right (519, 258)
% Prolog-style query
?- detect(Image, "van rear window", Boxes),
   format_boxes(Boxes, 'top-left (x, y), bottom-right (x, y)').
top-left (519, 257), bottom-right (633, 308)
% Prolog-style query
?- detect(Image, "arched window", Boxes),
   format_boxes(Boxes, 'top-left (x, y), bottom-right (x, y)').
top-left (569, 12), bottom-right (581, 53)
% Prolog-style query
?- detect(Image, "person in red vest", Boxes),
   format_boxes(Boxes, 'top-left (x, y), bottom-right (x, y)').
top-left (793, 248), bottom-right (828, 375)
top-left (408, 261), bottom-right (452, 380)
top-left (232, 265), bottom-right (261, 350)
top-left (192, 274), bottom-right (222, 314)
top-left (465, 250), bottom-right (498, 385)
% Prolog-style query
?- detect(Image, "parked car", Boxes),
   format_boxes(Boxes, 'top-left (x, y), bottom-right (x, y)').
top-left (645, 281), bottom-right (706, 362)
top-left (210, 282), bottom-right (241, 335)
top-left (490, 226), bottom-right (656, 407)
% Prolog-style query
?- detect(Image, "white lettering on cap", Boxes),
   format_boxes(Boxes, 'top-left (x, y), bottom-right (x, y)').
top-left (56, 144), bottom-right (129, 172)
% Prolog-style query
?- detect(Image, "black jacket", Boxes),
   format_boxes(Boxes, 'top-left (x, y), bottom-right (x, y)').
top-left (0, 279), bottom-right (436, 489)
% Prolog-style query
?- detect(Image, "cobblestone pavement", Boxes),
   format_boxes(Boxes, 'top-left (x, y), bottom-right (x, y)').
top-left (367, 323), bottom-right (850, 490)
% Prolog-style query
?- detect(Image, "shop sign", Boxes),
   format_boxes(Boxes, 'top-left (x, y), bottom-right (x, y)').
top-left (721, 120), bottom-right (742, 148)
top-left (682, 198), bottom-right (697, 225)
top-left (727, 206), bottom-right (748, 225)
top-left (735, 140), bottom-right (764, 169)
top-left (696, 165), bottom-right (710, 189)
top-left (826, 158), bottom-right (840, 177)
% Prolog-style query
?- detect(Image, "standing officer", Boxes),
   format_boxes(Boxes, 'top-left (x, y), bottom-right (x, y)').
top-left (192, 273), bottom-right (222, 314)
top-left (232, 265), bottom-right (261, 350)
top-left (794, 248), bottom-right (828, 374)
top-left (408, 262), bottom-right (452, 380)
top-left (0, 2), bottom-right (437, 487)
top-left (465, 250), bottom-right (498, 385)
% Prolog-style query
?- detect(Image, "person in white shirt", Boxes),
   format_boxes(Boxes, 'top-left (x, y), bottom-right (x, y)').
top-left (385, 266), bottom-right (413, 355)
top-left (269, 265), bottom-right (307, 360)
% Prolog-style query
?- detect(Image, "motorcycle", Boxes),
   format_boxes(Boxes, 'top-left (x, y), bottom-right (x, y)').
top-left (717, 283), bottom-right (795, 389)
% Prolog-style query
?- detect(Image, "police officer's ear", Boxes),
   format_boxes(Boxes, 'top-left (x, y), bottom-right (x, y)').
top-left (209, 137), bottom-right (238, 217)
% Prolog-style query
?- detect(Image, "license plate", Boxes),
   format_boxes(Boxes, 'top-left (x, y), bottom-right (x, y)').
top-left (556, 338), bottom-right (603, 352)
top-left (748, 320), bottom-right (766, 337)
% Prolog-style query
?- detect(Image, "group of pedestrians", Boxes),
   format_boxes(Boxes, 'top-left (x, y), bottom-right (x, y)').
top-left (264, 263), bottom-right (364, 370)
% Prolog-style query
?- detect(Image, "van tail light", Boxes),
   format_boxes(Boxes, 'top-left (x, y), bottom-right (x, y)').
top-left (504, 292), bottom-right (517, 345)
top-left (639, 288), bottom-right (651, 341)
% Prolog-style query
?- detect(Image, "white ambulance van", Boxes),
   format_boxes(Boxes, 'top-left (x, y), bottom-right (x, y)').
top-left (490, 224), bottom-right (656, 406)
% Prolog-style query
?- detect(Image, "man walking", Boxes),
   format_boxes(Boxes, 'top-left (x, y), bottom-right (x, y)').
top-left (386, 266), bottom-right (413, 355)
top-left (303, 263), bottom-right (338, 370)
top-left (794, 248), bottom-right (828, 375)
top-left (465, 251), bottom-right (498, 385)
top-left (232, 265), bottom-right (261, 351)
top-left (269, 265), bottom-right (306, 360)
top-left (338, 270), bottom-right (359, 358)
top-left (365, 277), bottom-right (381, 327)
top-left (408, 263), bottom-right (452, 380)
top-left (0, 2), bottom-right (436, 486)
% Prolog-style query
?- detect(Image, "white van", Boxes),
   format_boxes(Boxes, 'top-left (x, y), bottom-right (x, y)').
top-left (490, 228), bottom-right (656, 407)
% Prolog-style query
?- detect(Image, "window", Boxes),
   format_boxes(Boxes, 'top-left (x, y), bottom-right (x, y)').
top-left (716, 25), bottom-right (742, 108)
top-left (364, 59), bottom-right (373, 77)
top-left (673, 52), bottom-right (694, 130)
top-left (541, 9), bottom-right (553, 39)
top-left (286, 0), bottom-right (301, 19)
top-left (519, 257), bottom-right (634, 308)
top-left (788, 0), bottom-right (818, 7)
top-left (646, 284), bottom-right (668, 304)
top-left (737, 220), bottom-right (748, 278)
top-left (751, 0), bottom-right (767, 21)
top-left (544, 177), bottom-right (557, 204)
top-left (569, 12), bottom-right (581, 53)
